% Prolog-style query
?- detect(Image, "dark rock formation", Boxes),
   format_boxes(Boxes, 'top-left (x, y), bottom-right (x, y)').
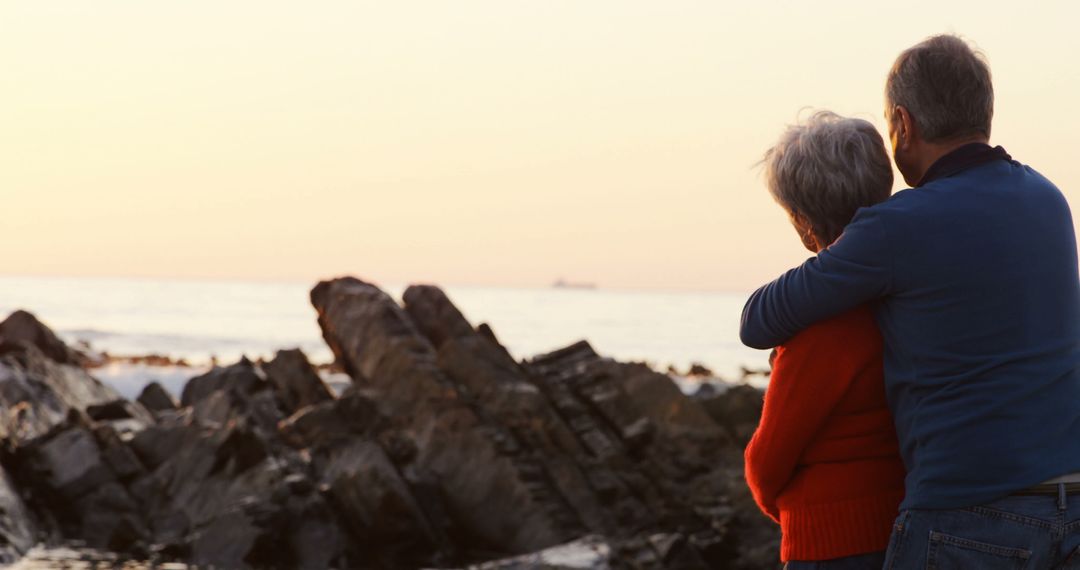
top-left (696, 384), bottom-right (766, 448)
top-left (0, 465), bottom-right (36, 564)
top-left (136, 381), bottom-right (179, 413)
top-left (179, 357), bottom-right (264, 407)
top-left (0, 344), bottom-right (121, 447)
top-left (313, 278), bottom-right (576, 556)
top-left (0, 321), bottom-right (131, 563)
top-left (0, 310), bottom-right (85, 366)
top-left (0, 334), bottom-right (358, 568)
top-left (314, 278), bottom-right (780, 568)
top-left (687, 363), bottom-right (714, 377)
top-left (0, 283), bottom-right (780, 569)
top-left (261, 349), bottom-right (333, 414)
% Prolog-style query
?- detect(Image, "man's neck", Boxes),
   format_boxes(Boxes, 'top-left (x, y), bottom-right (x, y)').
top-left (911, 135), bottom-right (989, 183)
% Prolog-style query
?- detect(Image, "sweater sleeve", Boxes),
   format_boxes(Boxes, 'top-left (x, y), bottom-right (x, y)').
top-left (743, 312), bottom-right (875, 523)
top-left (739, 209), bottom-right (894, 350)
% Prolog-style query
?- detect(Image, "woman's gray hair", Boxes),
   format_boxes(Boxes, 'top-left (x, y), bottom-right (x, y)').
top-left (763, 111), bottom-right (894, 246)
top-left (886, 34), bottom-right (993, 142)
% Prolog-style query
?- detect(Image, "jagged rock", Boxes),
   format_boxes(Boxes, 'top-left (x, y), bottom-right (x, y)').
top-left (313, 278), bottom-right (579, 555)
top-left (402, 286), bottom-right (477, 348)
top-left (73, 482), bottom-right (145, 551)
top-left (0, 290), bottom-right (781, 569)
top-left (180, 358), bottom-right (264, 407)
top-left (274, 490), bottom-right (347, 570)
top-left (474, 323), bottom-right (516, 363)
top-left (86, 399), bottom-right (156, 436)
top-left (0, 310), bottom-right (84, 366)
top-left (321, 440), bottom-right (440, 562)
top-left (130, 416), bottom-right (353, 568)
top-left (320, 279), bottom-right (778, 568)
top-left (92, 424), bottom-right (146, 481)
top-left (695, 384), bottom-right (765, 447)
top-left (687, 363), bottom-right (714, 377)
top-left (261, 349), bottom-right (333, 414)
top-left (0, 467), bottom-right (36, 564)
top-left (523, 340), bottom-right (776, 569)
top-left (6, 417), bottom-right (148, 553)
top-left (605, 361), bottom-right (722, 438)
top-left (188, 510), bottom-right (261, 568)
top-left (0, 354), bottom-right (70, 445)
top-left (28, 425), bottom-right (114, 500)
top-left (278, 392), bottom-right (383, 449)
top-left (279, 388), bottom-right (452, 567)
top-left (0, 342), bottom-right (122, 447)
top-left (128, 420), bottom-right (191, 471)
top-left (403, 286), bottom-right (609, 534)
top-left (137, 381), bottom-right (178, 413)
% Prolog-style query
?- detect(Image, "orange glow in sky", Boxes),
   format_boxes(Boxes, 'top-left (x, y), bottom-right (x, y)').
top-left (3, 1), bottom-right (1078, 290)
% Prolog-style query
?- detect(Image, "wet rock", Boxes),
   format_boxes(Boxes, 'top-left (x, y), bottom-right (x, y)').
top-left (137, 382), bottom-right (178, 413)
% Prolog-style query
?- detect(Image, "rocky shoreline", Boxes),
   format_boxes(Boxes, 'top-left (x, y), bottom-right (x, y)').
top-left (0, 277), bottom-right (778, 569)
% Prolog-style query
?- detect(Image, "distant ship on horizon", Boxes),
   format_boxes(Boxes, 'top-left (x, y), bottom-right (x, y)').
top-left (552, 278), bottom-right (597, 290)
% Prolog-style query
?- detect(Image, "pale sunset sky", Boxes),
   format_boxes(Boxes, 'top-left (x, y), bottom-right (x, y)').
top-left (3, 1), bottom-right (1078, 291)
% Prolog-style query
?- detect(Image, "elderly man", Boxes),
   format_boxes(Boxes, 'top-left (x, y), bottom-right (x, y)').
top-left (741, 35), bottom-right (1080, 568)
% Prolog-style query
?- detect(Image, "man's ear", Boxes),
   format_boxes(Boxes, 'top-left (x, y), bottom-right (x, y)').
top-left (893, 105), bottom-right (916, 150)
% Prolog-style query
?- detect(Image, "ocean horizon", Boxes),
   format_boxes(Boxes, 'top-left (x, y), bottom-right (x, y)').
top-left (0, 275), bottom-right (770, 398)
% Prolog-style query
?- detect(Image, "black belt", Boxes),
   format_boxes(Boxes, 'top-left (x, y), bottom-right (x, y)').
top-left (1013, 482), bottom-right (1080, 496)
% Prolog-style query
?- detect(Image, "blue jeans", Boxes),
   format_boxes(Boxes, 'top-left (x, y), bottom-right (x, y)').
top-left (883, 485), bottom-right (1080, 569)
top-left (785, 551), bottom-right (885, 569)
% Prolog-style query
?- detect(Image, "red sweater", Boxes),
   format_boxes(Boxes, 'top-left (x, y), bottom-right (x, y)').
top-left (744, 306), bottom-right (906, 562)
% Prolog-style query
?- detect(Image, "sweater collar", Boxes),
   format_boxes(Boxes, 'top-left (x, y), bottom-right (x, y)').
top-left (916, 143), bottom-right (1012, 187)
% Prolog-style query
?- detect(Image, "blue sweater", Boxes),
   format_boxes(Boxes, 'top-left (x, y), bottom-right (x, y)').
top-left (740, 148), bottom-right (1080, 510)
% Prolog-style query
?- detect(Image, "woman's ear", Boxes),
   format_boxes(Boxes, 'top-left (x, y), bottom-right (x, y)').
top-left (790, 211), bottom-right (822, 253)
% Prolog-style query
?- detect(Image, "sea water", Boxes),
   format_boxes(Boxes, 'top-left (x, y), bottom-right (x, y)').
top-left (0, 275), bottom-right (770, 397)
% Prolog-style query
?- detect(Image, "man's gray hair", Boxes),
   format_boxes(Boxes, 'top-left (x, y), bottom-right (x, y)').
top-left (763, 111), bottom-right (894, 246)
top-left (886, 34), bottom-right (994, 142)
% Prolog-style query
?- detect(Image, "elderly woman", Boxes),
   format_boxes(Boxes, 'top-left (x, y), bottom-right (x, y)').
top-left (744, 112), bottom-right (906, 570)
